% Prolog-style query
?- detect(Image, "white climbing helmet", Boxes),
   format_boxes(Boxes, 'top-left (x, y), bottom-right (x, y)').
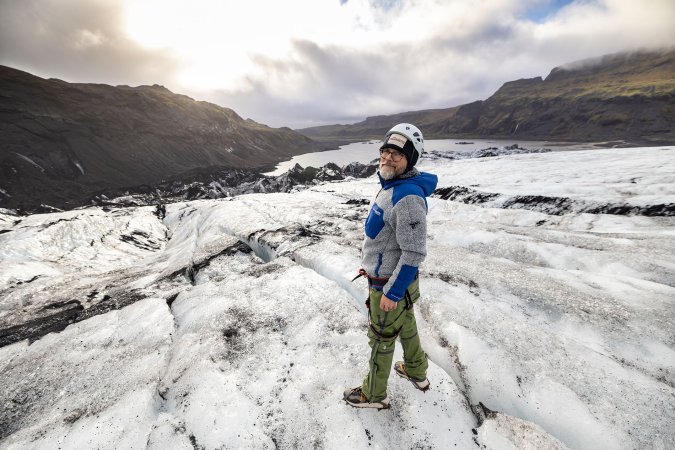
top-left (383, 123), bottom-right (424, 167)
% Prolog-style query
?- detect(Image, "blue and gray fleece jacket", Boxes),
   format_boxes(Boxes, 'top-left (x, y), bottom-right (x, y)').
top-left (361, 168), bottom-right (438, 301)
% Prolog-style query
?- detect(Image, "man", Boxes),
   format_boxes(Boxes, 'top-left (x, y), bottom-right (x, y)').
top-left (344, 123), bottom-right (438, 410)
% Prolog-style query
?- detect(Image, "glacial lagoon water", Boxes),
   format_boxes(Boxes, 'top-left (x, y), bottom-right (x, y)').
top-left (264, 138), bottom-right (602, 176)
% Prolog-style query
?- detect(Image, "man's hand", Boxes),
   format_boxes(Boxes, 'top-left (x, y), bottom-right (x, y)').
top-left (380, 295), bottom-right (398, 312)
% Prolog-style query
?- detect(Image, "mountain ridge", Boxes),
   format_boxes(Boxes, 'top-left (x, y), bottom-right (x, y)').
top-left (0, 65), bottom-right (327, 211)
top-left (298, 49), bottom-right (675, 146)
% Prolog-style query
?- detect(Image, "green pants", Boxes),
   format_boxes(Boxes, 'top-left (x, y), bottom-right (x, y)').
top-left (361, 277), bottom-right (429, 401)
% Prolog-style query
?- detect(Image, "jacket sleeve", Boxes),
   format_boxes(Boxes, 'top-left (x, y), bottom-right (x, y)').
top-left (383, 194), bottom-right (427, 301)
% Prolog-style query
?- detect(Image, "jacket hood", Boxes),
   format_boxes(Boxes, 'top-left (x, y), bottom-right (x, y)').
top-left (378, 169), bottom-right (438, 197)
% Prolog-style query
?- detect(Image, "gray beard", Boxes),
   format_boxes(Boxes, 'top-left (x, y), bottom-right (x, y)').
top-left (379, 165), bottom-right (398, 180)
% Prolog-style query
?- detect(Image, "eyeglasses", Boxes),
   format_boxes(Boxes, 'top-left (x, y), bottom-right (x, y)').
top-left (380, 148), bottom-right (405, 162)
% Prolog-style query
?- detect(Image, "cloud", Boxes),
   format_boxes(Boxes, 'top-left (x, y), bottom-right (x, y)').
top-left (1, 0), bottom-right (674, 129)
top-left (0, 0), bottom-right (179, 86)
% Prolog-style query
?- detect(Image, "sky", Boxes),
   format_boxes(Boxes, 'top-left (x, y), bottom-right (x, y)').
top-left (1, 0), bottom-right (674, 129)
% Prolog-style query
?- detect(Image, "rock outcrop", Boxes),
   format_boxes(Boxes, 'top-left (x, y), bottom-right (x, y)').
top-left (72, 162), bottom-right (377, 215)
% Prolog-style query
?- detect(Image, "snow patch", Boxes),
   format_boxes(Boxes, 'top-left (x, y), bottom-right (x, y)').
top-left (479, 412), bottom-right (569, 450)
top-left (14, 153), bottom-right (45, 172)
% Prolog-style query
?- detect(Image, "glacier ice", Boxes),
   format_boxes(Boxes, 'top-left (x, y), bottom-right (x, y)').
top-left (1, 146), bottom-right (674, 449)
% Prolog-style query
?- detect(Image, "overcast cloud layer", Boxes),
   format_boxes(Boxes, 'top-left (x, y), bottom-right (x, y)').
top-left (1, 0), bottom-right (674, 128)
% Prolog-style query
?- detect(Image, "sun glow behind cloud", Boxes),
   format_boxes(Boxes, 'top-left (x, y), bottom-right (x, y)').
top-left (120, 0), bottom-right (596, 99)
top-left (125, 0), bottom-right (342, 90)
top-left (122, 0), bottom-right (459, 93)
top-left (124, 0), bottom-right (272, 90)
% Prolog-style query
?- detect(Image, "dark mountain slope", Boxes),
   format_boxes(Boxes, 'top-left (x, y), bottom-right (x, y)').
top-left (0, 65), bottom-right (325, 210)
top-left (299, 49), bottom-right (675, 145)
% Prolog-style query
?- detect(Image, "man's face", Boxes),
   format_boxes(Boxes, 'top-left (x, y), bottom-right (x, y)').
top-left (379, 147), bottom-right (408, 180)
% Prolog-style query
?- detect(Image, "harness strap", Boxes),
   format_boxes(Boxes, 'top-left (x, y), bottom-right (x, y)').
top-left (369, 323), bottom-right (404, 342)
top-left (400, 331), bottom-right (418, 342)
top-left (404, 290), bottom-right (414, 310)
